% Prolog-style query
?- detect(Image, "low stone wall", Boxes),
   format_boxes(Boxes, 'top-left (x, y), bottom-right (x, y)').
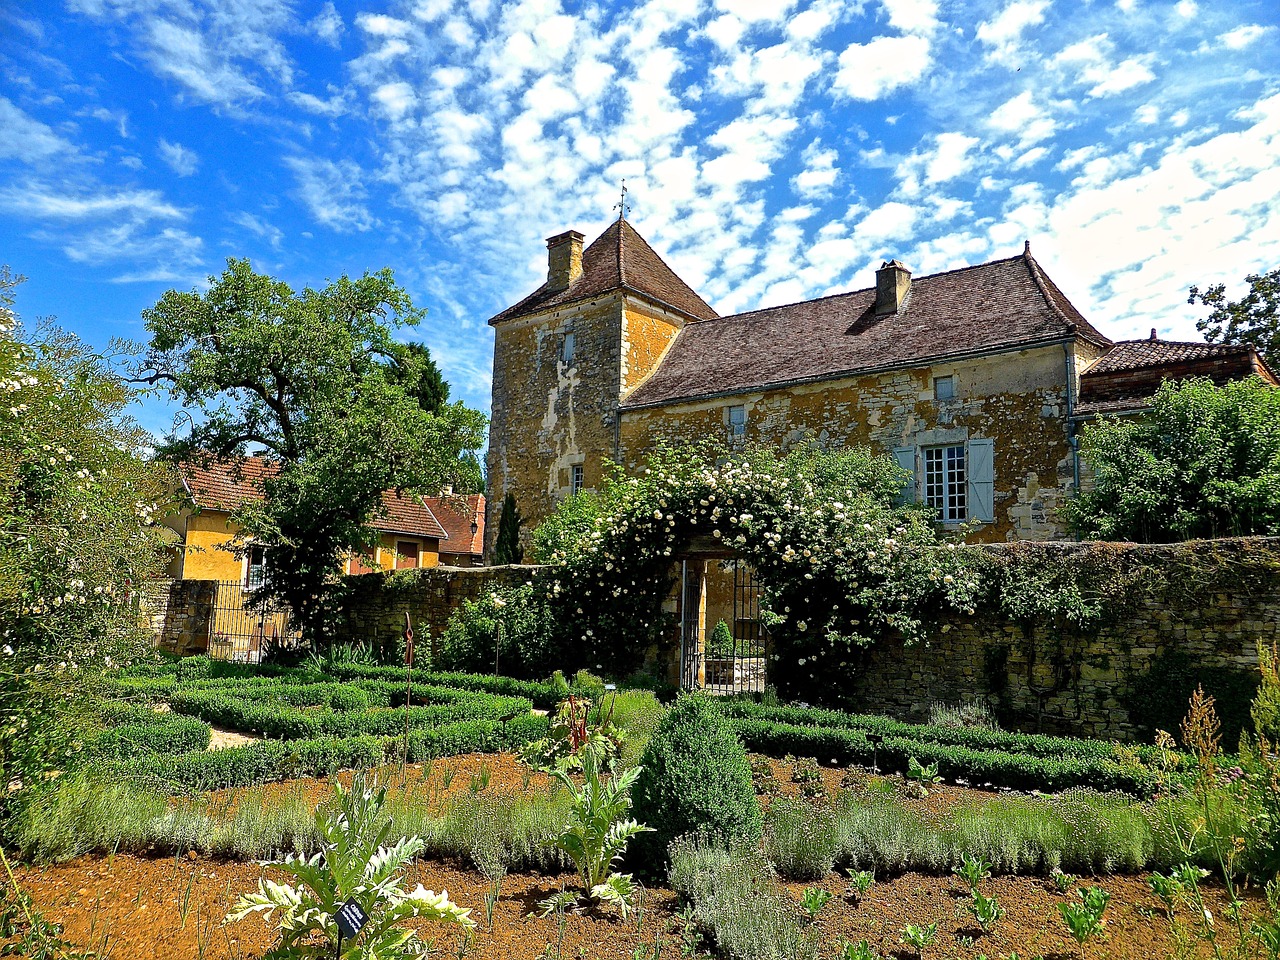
top-left (329, 564), bottom-right (539, 661)
top-left (152, 578), bottom-right (217, 656)
top-left (840, 539), bottom-right (1280, 742)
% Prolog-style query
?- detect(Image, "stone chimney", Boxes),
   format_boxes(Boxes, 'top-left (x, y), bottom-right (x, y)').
top-left (546, 230), bottom-right (585, 292)
top-left (875, 259), bottom-right (912, 316)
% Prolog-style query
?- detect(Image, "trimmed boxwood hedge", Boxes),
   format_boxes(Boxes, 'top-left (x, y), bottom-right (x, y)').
top-left (108, 714), bottom-right (550, 792)
top-left (323, 663), bottom-right (563, 710)
top-left (84, 715), bottom-right (212, 760)
top-left (728, 717), bottom-right (1162, 796)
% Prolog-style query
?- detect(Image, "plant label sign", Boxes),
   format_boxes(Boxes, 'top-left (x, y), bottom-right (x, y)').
top-left (335, 899), bottom-right (368, 940)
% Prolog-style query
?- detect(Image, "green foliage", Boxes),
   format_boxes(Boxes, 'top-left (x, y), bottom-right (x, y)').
top-left (0, 874), bottom-right (95, 960)
top-left (1254, 640), bottom-right (1280, 743)
top-left (539, 747), bottom-right (652, 917)
top-left (437, 582), bottom-right (555, 679)
top-left (1058, 886), bottom-right (1109, 947)
top-left (1124, 648), bottom-right (1258, 747)
top-left (493, 491), bottom-right (523, 565)
top-left (1065, 376), bottom-right (1280, 541)
top-left (631, 696), bottom-right (762, 870)
top-left (1191, 266), bottom-right (1280, 359)
top-left (0, 269), bottom-right (172, 807)
top-left (520, 695), bottom-right (624, 774)
top-left (225, 775), bottom-right (475, 958)
top-left (900, 921), bottom-right (937, 956)
top-left (723, 702), bottom-right (1167, 795)
top-left (764, 797), bottom-right (841, 881)
top-left (536, 441), bottom-right (974, 699)
top-left (139, 258), bottom-right (486, 647)
top-left (955, 853), bottom-right (993, 890)
top-left (708, 619), bottom-right (734, 658)
top-left (529, 489), bottom-right (607, 565)
top-left (799, 886), bottom-right (831, 920)
top-left (968, 889), bottom-right (1005, 931)
top-left (667, 838), bottom-right (820, 960)
top-left (595, 690), bottom-right (666, 767)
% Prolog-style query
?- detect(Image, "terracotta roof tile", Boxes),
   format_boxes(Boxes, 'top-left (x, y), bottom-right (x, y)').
top-left (179, 459), bottom-right (448, 541)
top-left (422, 493), bottom-right (485, 557)
top-left (489, 219), bottom-right (718, 325)
top-left (1083, 338), bottom-right (1257, 375)
top-left (623, 249), bottom-right (1111, 409)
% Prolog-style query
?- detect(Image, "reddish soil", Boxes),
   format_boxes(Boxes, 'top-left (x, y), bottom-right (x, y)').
top-left (7, 752), bottom-right (1268, 959)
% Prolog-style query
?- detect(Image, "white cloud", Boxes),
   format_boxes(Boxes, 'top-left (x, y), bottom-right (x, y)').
top-left (288, 86), bottom-right (352, 117)
top-left (372, 81), bottom-right (416, 120)
top-left (1052, 33), bottom-right (1155, 98)
top-left (832, 35), bottom-right (931, 101)
top-left (1219, 24), bottom-right (1272, 50)
top-left (0, 183), bottom-right (182, 220)
top-left (975, 0), bottom-right (1047, 64)
top-left (158, 138), bottom-right (198, 176)
top-left (882, 0), bottom-right (938, 35)
top-left (283, 156), bottom-right (376, 232)
top-left (988, 90), bottom-right (1057, 145)
top-left (0, 97), bottom-right (74, 161)
top-left (792, 140), bottom-right (839, 198)
top-left (230, 211), bottom-right (284, 250)
top-left (309, 2), bottom-right (343, 46)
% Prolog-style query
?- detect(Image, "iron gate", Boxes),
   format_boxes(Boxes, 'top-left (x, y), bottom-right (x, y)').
top-left (678, 559), bottom-right (767, 694)
top-left (205, 580), bottom-right (298, 663)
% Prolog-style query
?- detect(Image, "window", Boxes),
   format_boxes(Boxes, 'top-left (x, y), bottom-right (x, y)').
top-left (245, 545), bottom-right (268, 589)
top-left (727, 405), bottom-right (746, 444)
top-left (923, 444), bottom-right (967, 522)
top-left (562, 332), bottom-right (575, 364)
top-left (934, 375), bottom-right (955, 401)
top-left (570, 463), bottom-right (585, 495)
top-left (395, 541), bottom-right (419, 569)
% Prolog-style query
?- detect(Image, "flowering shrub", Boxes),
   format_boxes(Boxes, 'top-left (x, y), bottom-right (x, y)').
top-left (436, 582), bottom-right (555, 679)
top-left (539, 442), bottom-right (979, 702)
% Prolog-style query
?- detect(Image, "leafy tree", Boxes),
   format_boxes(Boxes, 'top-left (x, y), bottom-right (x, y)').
top-left (386, 340), bottom-right (449, 414)
top-left (137, 259), bottom-right (486, 647)
top-left (1191, 267), bottom-right (1280, 358)
top-left (0, 268), bottom-right (172, 807)
top-left (493, 490), bottom-right (523, 565)
top-left (1064, 376), bottom-right (1280, 541)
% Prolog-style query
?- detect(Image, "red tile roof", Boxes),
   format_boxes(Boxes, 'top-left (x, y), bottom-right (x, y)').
top-left (179, 458), bottom-right (448, 541)
top-left (489, 219), bottom-right (719, 325)
top-left (1083, 337), bottom-right (1260, 375)
top-left (422, 493), bottom-right (485, 557)
top-left (622, 247), bottom-right (1112, 409)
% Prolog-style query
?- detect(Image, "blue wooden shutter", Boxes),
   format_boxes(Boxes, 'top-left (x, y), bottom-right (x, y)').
top-left (967, 438), bottom-right (994, 522)
top-left (893, 446), bottom-right (916, 504)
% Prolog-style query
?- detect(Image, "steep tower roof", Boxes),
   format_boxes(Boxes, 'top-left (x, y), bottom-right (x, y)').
top-left (489, 219), bottom-right (719, 325)
top-left (622, 245), bottom-right (1112, 409)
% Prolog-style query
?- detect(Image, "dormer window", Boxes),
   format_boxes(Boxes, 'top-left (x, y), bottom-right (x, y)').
top-left (934, 375), bottom-right (955, 401)
top-left (562, 332), bottom-right (575, 364)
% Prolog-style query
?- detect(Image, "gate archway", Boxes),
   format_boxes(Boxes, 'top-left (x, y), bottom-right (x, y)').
top-left (674, 537), bottom-right (767, 694)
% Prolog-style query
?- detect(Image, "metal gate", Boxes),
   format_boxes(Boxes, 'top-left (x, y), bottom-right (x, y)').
top-left (205, 580), bottom-right (298, 663)
top-left (678, 559), bottom-right (767, 694)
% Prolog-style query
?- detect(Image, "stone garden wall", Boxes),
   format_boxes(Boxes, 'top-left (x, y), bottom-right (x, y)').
top-left (841, 539), bottom-right (1280, 743)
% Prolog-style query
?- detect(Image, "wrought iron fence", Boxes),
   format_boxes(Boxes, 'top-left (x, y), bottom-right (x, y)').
top-left (204, 580), bottom-right (298, 663)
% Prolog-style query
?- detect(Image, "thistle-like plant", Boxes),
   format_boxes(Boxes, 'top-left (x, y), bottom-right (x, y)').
top-left (955, 854), bottom-right (993, 890)
top-left (901, 921), bottom-right (938, 958)
top-left (224, 775), bottom-right (474, 958)
top-left (539, 745), bottom-right (653, 917)
top-left (968, 890), bottom-right (1005, 932)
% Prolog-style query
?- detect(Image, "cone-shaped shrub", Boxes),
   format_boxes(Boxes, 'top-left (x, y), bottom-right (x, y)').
top-left (630, 695), bottom-right (761, 872)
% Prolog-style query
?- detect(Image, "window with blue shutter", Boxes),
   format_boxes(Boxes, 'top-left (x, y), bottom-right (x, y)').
top-left (893, 446), bottom-right (916, 504)
top-left (967, 438), bottom-right (995, 523)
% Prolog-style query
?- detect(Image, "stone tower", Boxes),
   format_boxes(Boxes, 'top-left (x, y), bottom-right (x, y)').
top-left (485, 219), bottom-right (717, 559)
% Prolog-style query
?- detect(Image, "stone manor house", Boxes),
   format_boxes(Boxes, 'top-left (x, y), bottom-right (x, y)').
top-left (485, 219), bottom-right (1275, 555)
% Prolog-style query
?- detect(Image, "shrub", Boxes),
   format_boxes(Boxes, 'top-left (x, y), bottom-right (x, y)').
top-left (631, 696), bottom-right (761, 871)
top-left (668, 837), bottom-right (820, 960)
top-left (764, 797), bottom-right (841, 880)
top-left (437, 582), bottom-right (555, 679)
top-left (596, 690), bottom-right (666, 766)
top-left (708, 619), bottom-right (734, 658)
top-left (928, 700), bottom-right (998, 731)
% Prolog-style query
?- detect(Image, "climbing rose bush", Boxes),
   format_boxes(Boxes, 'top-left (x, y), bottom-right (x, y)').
top-left (539, 442), bottom-right (980, 703)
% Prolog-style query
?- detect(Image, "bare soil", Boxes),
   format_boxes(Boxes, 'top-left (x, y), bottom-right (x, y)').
top-left (7, 753), bottom-right (1266, 959)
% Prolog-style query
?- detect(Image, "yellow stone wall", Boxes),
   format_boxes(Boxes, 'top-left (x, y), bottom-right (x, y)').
top-left (618, 342), bottom-right (1098, 542)
top-left (486, 292), bottom-right (686, 555)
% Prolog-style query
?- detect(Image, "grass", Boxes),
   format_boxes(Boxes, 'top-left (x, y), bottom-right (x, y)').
top-left (758, 787), bottom-right (1171, 879)
top-left (595, 690), bottom-right (667, 767)
top-left (11, 771), bottom-right (570, 874)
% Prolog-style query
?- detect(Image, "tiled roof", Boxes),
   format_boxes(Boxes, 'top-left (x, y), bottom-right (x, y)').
top-left (1083, 338), bottom-right (1257, 375)
top-left (489, 219), bottom-right (719, 325)
top-left (622, 248), bottom-right (1112, 409)
top-left (423, 493), bottom-right (485, 557)
top-left (179, 459), bottom-right (448, 541)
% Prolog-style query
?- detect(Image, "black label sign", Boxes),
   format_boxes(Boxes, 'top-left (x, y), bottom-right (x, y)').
top-left (335, 899), bottom-right (368, 940)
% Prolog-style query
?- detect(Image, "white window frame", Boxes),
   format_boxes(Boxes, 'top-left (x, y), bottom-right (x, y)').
top-left (923, 443), bottom-right (967, 523)
top-left (570, 463), bottom-right (585, 495)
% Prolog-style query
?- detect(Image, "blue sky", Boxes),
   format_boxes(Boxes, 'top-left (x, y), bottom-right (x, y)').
top-left (3, 0), bottom-right (1279, 439)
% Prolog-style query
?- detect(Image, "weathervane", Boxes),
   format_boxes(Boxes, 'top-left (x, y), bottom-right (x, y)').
top-left (613, 180), bottom-right (631, 222)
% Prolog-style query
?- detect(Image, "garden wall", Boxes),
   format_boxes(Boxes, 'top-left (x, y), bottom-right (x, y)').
top-left (328, 564), bottom-right (538, 661)
top-left (842, 538), bottom-right (1280, 743)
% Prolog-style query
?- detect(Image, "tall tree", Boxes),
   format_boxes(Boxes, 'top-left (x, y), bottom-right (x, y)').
top-left (494, 491), bottom-right (523, 565)
top-left (1063, 376), bottom-right (1280, 542)
top-left (387, 340), bottom-right (449, 414)
top-left (1191, 267), bottom-right (1280, 358)
top-left (137, 258), bottom-right (487, 646)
